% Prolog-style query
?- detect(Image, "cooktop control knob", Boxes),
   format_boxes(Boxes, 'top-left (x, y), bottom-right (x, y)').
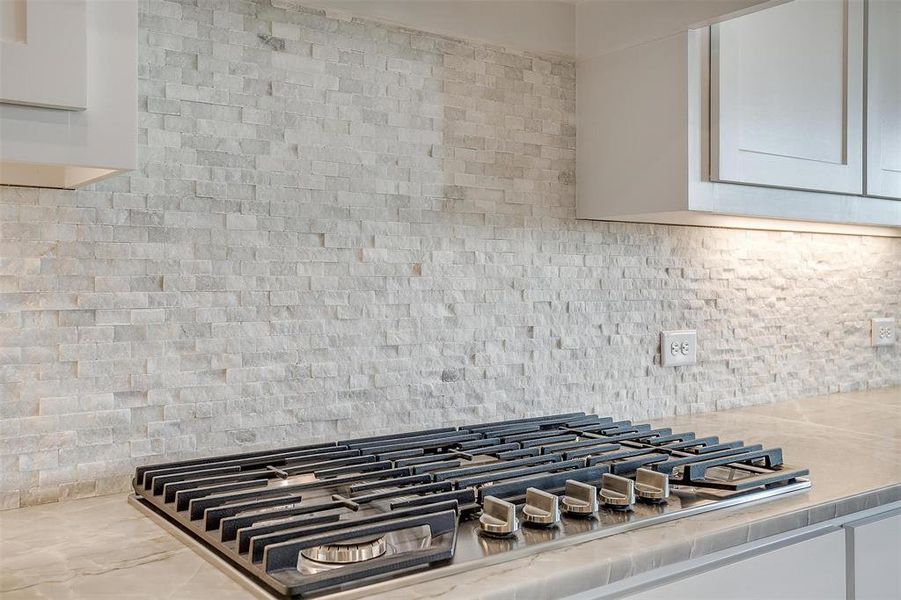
top-left (635, 468), bottom-right (670, 503)
top-left (479, 496), bottom-right (519, 537)
top-left (600, 473), bottom-right (635, 509)
top-left (522, 487), bottom-right (560, 527)
top-left (561, 480), bottom-right (598, 516)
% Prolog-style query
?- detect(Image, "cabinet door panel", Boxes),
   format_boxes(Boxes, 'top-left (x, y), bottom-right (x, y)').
top-left (712, 0), bottom-right (863, 194)
top-left (846, 510), bottom-right (901, 600)
top-left (623, 529), bottom-right (846, 600)
top-left (866, 0), bottom-right (901, 199)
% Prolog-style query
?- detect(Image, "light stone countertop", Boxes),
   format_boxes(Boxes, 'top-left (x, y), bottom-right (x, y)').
top-left (1, 387), bottom-right (899, 600)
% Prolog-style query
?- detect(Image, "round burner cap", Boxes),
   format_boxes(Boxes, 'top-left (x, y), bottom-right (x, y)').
top-left (301, 534), bottom-right (388, 564)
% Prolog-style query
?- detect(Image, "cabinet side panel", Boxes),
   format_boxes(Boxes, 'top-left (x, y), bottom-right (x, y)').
top-left (576, 33), bottom-right (689, 220)
top-left (68, 0), bottom-right (138, 172)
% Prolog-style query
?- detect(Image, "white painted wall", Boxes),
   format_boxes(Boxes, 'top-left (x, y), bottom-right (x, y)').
top-left (575, 0), bottom-right (783, 59)
top-left (297, 0), bottom-right (576, 56)
top-left (297, 1), bottom-right (787, 60)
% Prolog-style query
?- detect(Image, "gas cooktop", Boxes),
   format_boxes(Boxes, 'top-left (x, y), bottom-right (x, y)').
top-left (130, 412), bottom-right (810, 598)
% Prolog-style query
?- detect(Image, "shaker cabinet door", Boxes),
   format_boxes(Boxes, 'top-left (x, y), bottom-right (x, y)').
top-left (711, 0), bottom-right (864, 195)
top-left (866, 0), bottom-right (901, 200)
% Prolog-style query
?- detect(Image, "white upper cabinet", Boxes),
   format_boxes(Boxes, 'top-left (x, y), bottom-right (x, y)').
top-left (575, 0), bottom-right (901, 235)
top-left (711, 0), bottom-right (864, 194)
top-left (0, 0), bottom-right (87, 110)
top-left (0, 0), bottom-right (137, 189)
top-left (866, 0), bottom-right (901, 199)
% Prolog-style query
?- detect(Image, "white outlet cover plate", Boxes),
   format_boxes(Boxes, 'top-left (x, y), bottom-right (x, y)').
top-left (660, 330), bottom-right (697, 367)
top-left (871, 318), bottom-right (896, 347)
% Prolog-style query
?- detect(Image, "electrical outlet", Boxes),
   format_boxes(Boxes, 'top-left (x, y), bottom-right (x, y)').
top-left (660, 330), bottom-right (697, 367)
top-left (871, 318), bottom-right (896, 347)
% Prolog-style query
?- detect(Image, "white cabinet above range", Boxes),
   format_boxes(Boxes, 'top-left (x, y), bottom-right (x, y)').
top-left (0, 0), bottom-right (137, 189)
top-left (576, 0), bottom-right (901, 235)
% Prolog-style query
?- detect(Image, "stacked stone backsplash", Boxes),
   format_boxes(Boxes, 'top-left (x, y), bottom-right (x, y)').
top-left (1, 0), bottom-right (899, 510)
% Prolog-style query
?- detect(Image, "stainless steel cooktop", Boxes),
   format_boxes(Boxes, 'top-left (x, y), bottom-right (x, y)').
top-left (130, 412), bottom-right (810, 598)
